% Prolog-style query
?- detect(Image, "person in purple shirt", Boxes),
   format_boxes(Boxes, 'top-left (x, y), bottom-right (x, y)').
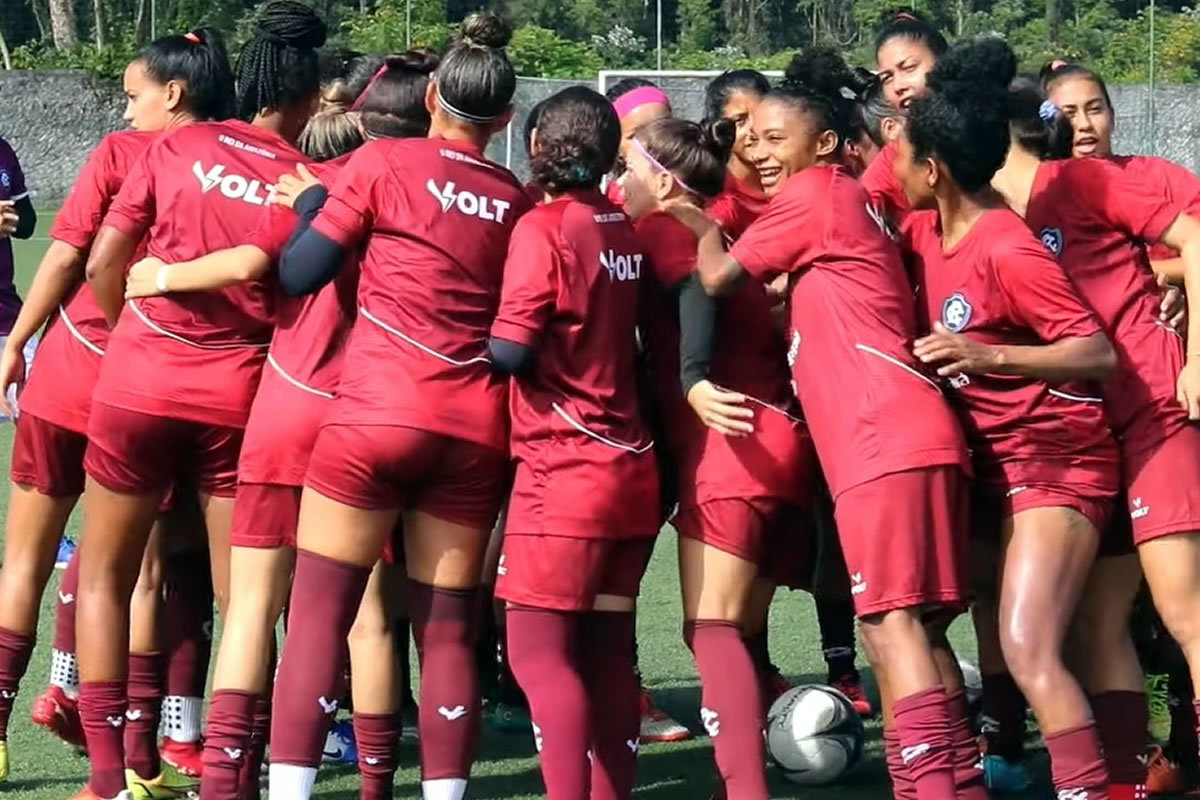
top-left (0, 136), bottom-right (36, 337)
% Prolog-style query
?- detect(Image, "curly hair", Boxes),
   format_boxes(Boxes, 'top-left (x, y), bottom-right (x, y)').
top-left (767, 46), bottom-right (868, 150)
top-left (528, 87), bottom-right (620, 192)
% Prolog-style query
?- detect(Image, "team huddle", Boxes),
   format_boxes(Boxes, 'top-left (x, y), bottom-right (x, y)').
top-left (0, 3), bottom-right (1199, 800)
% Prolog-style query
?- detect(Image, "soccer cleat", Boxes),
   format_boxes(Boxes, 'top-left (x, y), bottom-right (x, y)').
top-left (69, 789), bottom-right (134, 800)
top-left (1145, 673), bottom-right (1172, 743)
top-left (30, 684), bottom-right (87, 751)
top-left (160, 738), bottom-right (203, 778)
top-left (638, 689), bottom-right (691, 743)
top-left (125, 762), bottom-right (199, 799)
top-left (832, 675), bottom-right (874, 718)
top-left (400, 704), bottom-right (420, 745)
top-left (322, 719), bottom-right (357, 765)
top-left (1145, 745), bottom-right (1189, 795)
top-left (981, 754), bottom-right (1032, 794)
top-left (55, 537), bottom-right (77, 570)
top-left (490, 701), bottom-right (531, 733)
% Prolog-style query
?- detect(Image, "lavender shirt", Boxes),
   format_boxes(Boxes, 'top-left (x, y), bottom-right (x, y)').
top-left (0, 137), bottom-right (27, 336)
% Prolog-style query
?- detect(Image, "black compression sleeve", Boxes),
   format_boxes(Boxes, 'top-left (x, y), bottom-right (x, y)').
top-left (278, 185), bottom-right (344, 297)
top-left (12, 196), bottom-right (35, 240)
top-left (488, 337), bottom-right (535, 375)
top-left (678, 272), bottom-right (717, 396)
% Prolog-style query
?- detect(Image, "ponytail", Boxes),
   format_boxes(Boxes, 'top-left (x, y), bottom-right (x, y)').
top-left (633, 117), bottom-right (732, 199)
top-left (135, 27), bottom-right (236, 120)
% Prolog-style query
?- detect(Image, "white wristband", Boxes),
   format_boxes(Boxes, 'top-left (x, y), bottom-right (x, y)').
top-left (155, 264), bottom-right (171, 294)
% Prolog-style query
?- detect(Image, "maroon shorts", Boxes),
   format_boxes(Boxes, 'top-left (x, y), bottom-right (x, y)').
top-left (230, 483), bottom-right (301, 549)
top-left (305, 423), bottom-right (508, 530)
top-left (84, 401), bottom-right (243, 497)
top-left (673, 498), bottom-right (813, 589)
top-left (971, 483), bottom-right (1115, 543)
top-left (495, 533), bottom-right (654, 611)
top-left (834, 466), bottom-right (968, 617)
top-left (1123, 425), bottom-right (1200, 545)
top-left (11, 412), bottom-right (87, 497)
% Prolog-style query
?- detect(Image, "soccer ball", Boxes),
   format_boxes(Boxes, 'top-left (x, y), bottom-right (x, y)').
top-left (765, 684), bottom-right (864, 785)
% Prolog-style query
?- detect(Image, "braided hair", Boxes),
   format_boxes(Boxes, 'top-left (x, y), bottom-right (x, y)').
top-left (235, 0), bottom-right (328, 122)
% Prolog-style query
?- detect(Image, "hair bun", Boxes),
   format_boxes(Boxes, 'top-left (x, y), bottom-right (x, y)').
top-left (783, 46), bottom-right (866, 102)
top-left (928, 36), bottom-right (1015, 95)
top-left (701, 117), bottom-right (736, 154)
top-left (459, 12), bottom-right (512, 50)
top-left (386, 48), bottom-right (440, 75)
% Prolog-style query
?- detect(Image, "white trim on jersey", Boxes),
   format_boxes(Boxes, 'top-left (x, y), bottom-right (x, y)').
top-left (267, 353), bottom-right (334, 400)
top-left (854, 343), bottom-right (941, 391)
top-left (57, 306), bottom-right (105, 356)
top-left (9, 192), bottom-right (28, 202)
top-left (358, 306), bottom-right (491, 367)
top-left (128, 300), bottom-right (270, 350)
top-left (551, 402), bottom-right (655, 455)
top-left (1048, 388), bottom-right (1104, 404)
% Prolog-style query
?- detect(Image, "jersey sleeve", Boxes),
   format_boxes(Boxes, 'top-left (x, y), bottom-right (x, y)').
top-left (1080, 158), bottom-right (1183, 245)
top-left (995, 234), bottom-right (1103, 343)
top-left (311, 146), bottom-right (379, 248)
top-left (491, 213), bottom-right (561, 349)
top-left (730, 183), bottom-right (815, 280)
top-left (49, 136), bottom-right (119, 250)
top-left (245, 203), bottom-right (299, 263)
top-left (636, 213), bottom-right (697, 288)
top-left (0, 139), bottom-right (28, 202)
top-left (101, 144), bottom-right (157, 238)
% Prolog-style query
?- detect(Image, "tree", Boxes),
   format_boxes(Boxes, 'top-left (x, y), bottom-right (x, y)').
top-left (508, 24), bottom-right (603, 76)
top-left (48, 0), bottom-right (77, 48)
top-left (676, 0), bottom-right (716, 52)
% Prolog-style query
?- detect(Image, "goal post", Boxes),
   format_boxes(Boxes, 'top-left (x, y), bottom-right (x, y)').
top-left (597, 69), bottom-right (786, 98)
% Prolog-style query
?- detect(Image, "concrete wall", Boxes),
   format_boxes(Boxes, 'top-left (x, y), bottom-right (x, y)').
top-left (2, 69), bottom-right (1198, 205)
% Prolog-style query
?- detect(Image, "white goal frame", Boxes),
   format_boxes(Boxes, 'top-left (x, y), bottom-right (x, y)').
top-left (597, 69), bottom-right (786, 96)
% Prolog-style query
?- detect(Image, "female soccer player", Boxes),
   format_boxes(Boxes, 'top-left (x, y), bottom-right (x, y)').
top-left (990, 71), bottom-right (1200, 800)
top-left (0, 31), bottom-right (235, 786)
top-left (268, 14), bottom-right (530, 800)
top-left (487, 85), bottom-right (659, 800)
top-left (124, 53), bottom-right (439, 800)
top-left (619, 113), bottom-right (813, 799)
top-left (665, 46), bottom-right (980, 800)
top-left (72, 6), bottom-right (326, 799)
top-left (897, 38), bottom-right (1125, 800)
top-left (605, 79), bottom-right (676, 220)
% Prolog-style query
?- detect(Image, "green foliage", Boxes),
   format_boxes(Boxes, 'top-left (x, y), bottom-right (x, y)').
top-left (10, 37), bottom-right (137, 77)
top-left (345, 0), bottom-right (453, 52)
top-left (508, 24), bottom-right (603, 77)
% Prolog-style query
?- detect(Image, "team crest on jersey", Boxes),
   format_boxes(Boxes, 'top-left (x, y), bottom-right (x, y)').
top-left (0, 170), bottom-right (9, 190)
top-left (1039, 227), bottom-right (1064, 256)
top-left (941, 292), bottom-right (972, 333)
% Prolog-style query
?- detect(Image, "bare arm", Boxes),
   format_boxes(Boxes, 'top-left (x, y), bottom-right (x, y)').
top-left (85, 226), bottom-right (139, 327)
top-left (125, 245), bottom-right (272, 298)
top-left (915, 323), bottom-right (1116, 382)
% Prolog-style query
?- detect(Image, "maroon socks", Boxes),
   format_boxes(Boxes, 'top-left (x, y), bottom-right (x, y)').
top-left (0, 627), bottom-right (33, 739)
top-left (162, 551), bottom-right (213, 744)
top-left (1043, 723), bottom-right (1111, 800)
top-left (883, 726), bottom-right (919, 800)
top-left (355, 711), bottom-right (401, 800)
top-left (980, 671), bottom-right (1027, 762)
top-left (946, 689), bottom-right (988, 799)
top-left (201, 689), bottom-right (256, 800)
top-left (270, 550), bottom-right (368, 768)
top-left (685, 620), bottom-right (768, 800)
top-left (125, 651), bottom-right (164, 779)
top-left (893, 686), bottom-right (958, 800)
top-left (407, 580), bottom-right (481, 785)
top-left (1091, 691), bottom-right (1148, 787)
top-left (578, 611), bottom-right (640, 800)
top-left (51, 552), bottom-right (80, 693)
top-left (79, 679), bottom-right (128, 798)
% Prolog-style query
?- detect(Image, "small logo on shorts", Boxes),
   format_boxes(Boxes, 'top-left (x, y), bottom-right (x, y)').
top-left (1007, 485), bottom-right (1028, 498)
top-left (700, 707), bottom-right (721, 738)
top-left (496, 555), bottom-right (507, 576)
top-left (941, 293), bottom-right (973, 333)
top-left (850, 572), bottom-right (867, 596)
top-left (1039, 227), bottom-right (1064, 256)
top-left (901, 743), bottom-right (930, 764)
top-left (1131, 497), bottom-right (1151, 521)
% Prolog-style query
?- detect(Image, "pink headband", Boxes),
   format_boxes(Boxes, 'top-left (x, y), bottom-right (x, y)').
top-left (630, 137), bottom-right (699, 197)
top-left (613, 87), bottom-right (671, 120)
top-left (350, 63), bottom-right (389, 112)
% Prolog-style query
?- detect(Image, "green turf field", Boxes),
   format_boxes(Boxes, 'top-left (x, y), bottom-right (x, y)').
top-left (2, 221), bottom-right (1053, 798)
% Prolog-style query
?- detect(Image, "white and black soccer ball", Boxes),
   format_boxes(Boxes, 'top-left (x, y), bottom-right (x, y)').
top-left (765, 684), bottom-right (864, 785)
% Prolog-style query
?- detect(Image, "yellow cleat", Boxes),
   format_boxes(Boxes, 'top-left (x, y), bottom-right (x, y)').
top-left (0, 739), bottom-right (8, 781)
top-left (125, 761), bottom-right (198, 799)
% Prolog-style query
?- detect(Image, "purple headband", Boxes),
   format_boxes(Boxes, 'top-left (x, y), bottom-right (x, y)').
top-left (630, 137), bottom-right (699, 197)
top-left (613, 86), bottom-right (671, 120)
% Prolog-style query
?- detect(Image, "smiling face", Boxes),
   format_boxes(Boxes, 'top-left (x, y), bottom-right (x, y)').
top-left (876, 36), bottom-right (937, 111)
top-left (1047, 75), bottom-right (1114, 158)
top-left (721, 88), bottom-right (763, 169)
top-left (748, 98), bottom-right (837, 195)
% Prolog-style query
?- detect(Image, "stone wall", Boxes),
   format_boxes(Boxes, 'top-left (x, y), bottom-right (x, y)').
top-left (2, 69), bottom-right (1199, 205)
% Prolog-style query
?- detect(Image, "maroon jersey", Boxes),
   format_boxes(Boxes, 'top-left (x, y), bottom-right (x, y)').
top-left (904, 208), bottom-right (1119, 492)
top-left (1026, 157), bottom-right (1186, 451)
top-left (730, 164), bottom-right (969, 498)
top-left (311, 137), bottom-right (533, 451)
top-left (20, 130), bottom-right (155, 433)
top-left (95, 120), bottom-right (305, 428)
top-left (492, 191), bottom-right (659, 539)
top-left (706, 172), bottom-right (767, 240)
top-left (1109, 155), bottom-right (1200, 261)
top-left (860, 140), bottom-right (911, 235)
top-left (638, 210), bottom-right (808, 509)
